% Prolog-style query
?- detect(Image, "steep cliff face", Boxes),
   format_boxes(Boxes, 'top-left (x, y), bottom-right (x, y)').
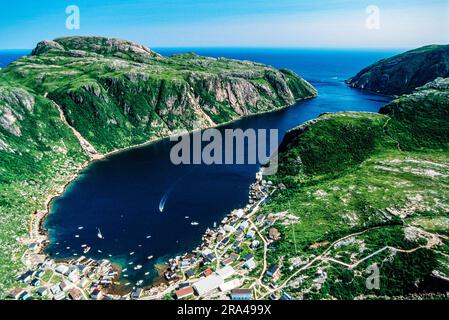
top-left (0, 37), bottom-right (317, 292)
top-left (1, 37), bottom-right (316, 153)
top-left (346, 45), bottom-right (449, 96)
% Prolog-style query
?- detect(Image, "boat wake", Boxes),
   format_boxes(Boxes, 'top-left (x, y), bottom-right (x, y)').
top-left (159, 192), bottom-right (170, 213)
top-left (158, 168), bottom-right (194, 213)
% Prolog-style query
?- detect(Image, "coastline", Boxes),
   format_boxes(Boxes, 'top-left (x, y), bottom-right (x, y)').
top-left (26, 93), bottom-right (317, 295)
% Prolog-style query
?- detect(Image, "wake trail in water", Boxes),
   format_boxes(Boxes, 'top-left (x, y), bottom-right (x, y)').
top-left (158, 168), bottom-right (194, 213)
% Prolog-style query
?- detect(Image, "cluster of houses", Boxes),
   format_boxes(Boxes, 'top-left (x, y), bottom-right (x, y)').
top-left (9, 256), bottom-right (118, 300)
top-left (10, 170), bottom-right (294, 301)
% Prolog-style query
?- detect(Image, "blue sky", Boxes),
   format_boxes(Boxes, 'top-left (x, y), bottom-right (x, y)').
top-left (0, 0), bottom-right (448, 49)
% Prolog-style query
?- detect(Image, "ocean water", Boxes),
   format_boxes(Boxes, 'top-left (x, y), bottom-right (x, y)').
top-left (0, 48), bottom-right (400, 287)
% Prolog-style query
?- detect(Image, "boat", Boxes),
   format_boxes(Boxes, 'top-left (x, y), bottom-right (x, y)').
top-left (122, 268), bottom-right (128, 272)
top-left (136, 280), bottom-right (143, 286)
top-left (147, 255), bottom-right (154, 260)
top-left (78, 226), bottom-right (84, 230)
top-left (145, 272), bottom-right (150, 276)
top-left (75, 235), bottom-right (80, 238)
top-left (146, 235), bottom-right (152, 239)
top-left (191, 221), bottom-right (199, 226)
top-left (81, 244), bottom-right (87, 248)
top-left (128, 262), bottom-right (134, 265)
top-left (129, 252), bottom-right (135, 256)
top-left (97, 250), bottom-right (102, 253)
top-left (134, 265), bottom-right (143, 270)
top-left (97, 228), bottom-right (104, 239)
top-left (185, 216), bottom-right (190, 219)
top-left (83, 246), bottom-right (91, 254)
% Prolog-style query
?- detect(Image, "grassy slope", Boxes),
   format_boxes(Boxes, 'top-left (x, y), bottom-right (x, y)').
top-left (263, 81), bottom-right (449, 299)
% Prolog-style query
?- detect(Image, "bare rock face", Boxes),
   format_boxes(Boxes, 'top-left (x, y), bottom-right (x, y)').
top-left (44, 36), bottom-right (160, 60)
top-left (31, 40), bottom-right (65, 56)
top-left (0, 87), bottom-right (35, 136)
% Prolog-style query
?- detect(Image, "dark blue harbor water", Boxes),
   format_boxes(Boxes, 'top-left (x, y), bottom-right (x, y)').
top-left (1, 48), bottom-right (398, 287)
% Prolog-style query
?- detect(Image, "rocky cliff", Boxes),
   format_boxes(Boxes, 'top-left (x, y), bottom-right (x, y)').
top-left (346, 45), bottom-right (449, 96)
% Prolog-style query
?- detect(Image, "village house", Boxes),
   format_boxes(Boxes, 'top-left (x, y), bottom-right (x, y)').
top-left (185, 269), bottom-right (195, 279)
top-left (239, 221), bottom-right (249, 230)
top-left (230, 288), bottom-right (253, 300)
top-left (53, 291), bottom-right (66, 301)
top-left (246, 229), bottom-right (256, 239)
top-left (68, 288), bottom-right (83, 300)
top-left (244, 254), bottom-right (254, 262)
top-left (8, 288), bottom-right (27, 300)
top-left (233, 209), bottom-right (245, 219)
top-left (192, 274), bottom-right (222, 296)
top-left (244, 258), bottom-right (256, 271)
top-left (219, 279), bottom-right (241, 292)
top-left (35, 287), bottom-right (48, 297)
top-left (90, 289), bottom-right (103, 300)
top-left (230, 253), bottom-right (240, 260)
top-left (175, 286), bottom-right (194, 299)
top-left (55, 265), bottom-right (70, 275)
top-left (203, 268), bottom-right (214, 277)
top-left (269, 228), bottom-right (281, 241)
top-left (221, 258), bottom-right (233, 266)
top-left (256, 214), bottom-right (266, 224)
top-left (131, 288), bottom-right (143, 300)
top-left (266, 264), bottom-right (281, 281)
top-left (251, 240), bottom-right (260, 249)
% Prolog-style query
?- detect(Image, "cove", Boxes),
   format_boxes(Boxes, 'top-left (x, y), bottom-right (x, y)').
top-left (44, 48), bottom-right (398, 287)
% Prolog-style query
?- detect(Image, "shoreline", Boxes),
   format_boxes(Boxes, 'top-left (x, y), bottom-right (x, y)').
top-left (27, 93), bottom-right (317, 295)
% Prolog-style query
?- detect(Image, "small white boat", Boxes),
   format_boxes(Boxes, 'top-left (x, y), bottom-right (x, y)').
top-left (147, 255), bottom-right (154, 260)
top-left (75, 235), bottom-right (80, 238)
top-left (136, 280), bottom-right (143, 286)
top-left (144, 272), bottom-right (150, 276)
top-left (128, 262), bottom-right (134, 265)
top-left (185, 216), bottom-right (190, 219)
top-left (81, 244), bottom-right (87, 248)
top-left (97, 250), bottom-right (102, 253)
top-left (83, 246), bottom-right (91, 254)
top-left (122, 268), bottom-right (128, 272)
top-left (97, 228), bottom-right (104, 239)
top-left (191, 221), bottom-right (199, 226)
top-left (123, 274), bottom-right (128, 278)
top-left (66, 246), bottom-right (71, 250)
top-left (78, 226), bottom-right (84, 230)
top-left (134, 265), bottom-right (143, 270)
top-left (125, 282), bottom-right (131, 286)
top-left (129, 252), bottom-right (135, 256)
top-left (146, 235), bottom-right (152, 239)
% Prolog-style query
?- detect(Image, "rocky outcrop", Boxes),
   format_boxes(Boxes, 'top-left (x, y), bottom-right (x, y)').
top-left (0, 87), bottom-right (35, 136)
top-left (347, 45), bottom-right (449, 96)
